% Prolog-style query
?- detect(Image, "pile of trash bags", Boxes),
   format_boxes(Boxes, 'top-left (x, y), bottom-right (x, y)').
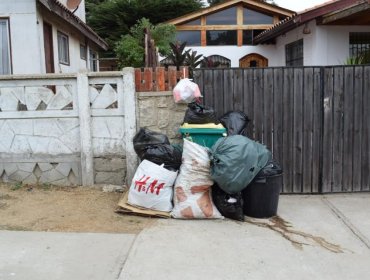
top-left (126, 79), bottom-right (282, 221)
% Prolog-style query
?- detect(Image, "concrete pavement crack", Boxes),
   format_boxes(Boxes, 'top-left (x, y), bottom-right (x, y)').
top-left (323, 197), bottom-right (370, 250)
top-left (114, 233), bottom-right (140, 280)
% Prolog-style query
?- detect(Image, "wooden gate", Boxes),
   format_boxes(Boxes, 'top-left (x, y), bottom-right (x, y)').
top-left (193, 66), bottom-right (370, 193)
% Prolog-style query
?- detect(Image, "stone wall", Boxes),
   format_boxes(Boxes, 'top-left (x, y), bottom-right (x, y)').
top-left (137, 92), bottom-right (187, 144)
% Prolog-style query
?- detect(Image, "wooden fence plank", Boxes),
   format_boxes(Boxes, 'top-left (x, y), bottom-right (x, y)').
top-left (332, 67), bottom-right (344, 192)
top-left (362, 66), bottom-right (370, 191)
top-left (143, 68), bottom-right (153, 91)
top-left (273, 68), bottom-right (283, 165)
top-left (282, 68), bottom-right (294, 193)
top-left (293, 68), bottom-right (304, 193)
top-left (233, 69), bottom-right (244, 112)
top-left (302, 68), bottom-right (314, 193)
top-left (263, 68), bottom-right (273, 150)
top-left (322, 67), bottom-right (334, 193)
top-left (155, 67), bottom-right (165, 91)
top-left (204, 69), bottom-right (214, 108)
top-left (168, 66), bottom-right (177, 91)
top-left (343, 67), bottom-right (354, 192)
top-left (193, 69), bottom-right (204, 98)
top-left (353, 66), bottom-right (363, 192)
top-left (253, 68), bottom-right (264, 143)
top-left (312, 68), bottom-right (322, 193)
top-left (134, 68), bottom-right (142, 92)
top-left (213, 69), bottom-right (224, 119)
top-left (243, 69), bottom-right (255, 138)
top-left (223, 69), bottom-right (234, 114)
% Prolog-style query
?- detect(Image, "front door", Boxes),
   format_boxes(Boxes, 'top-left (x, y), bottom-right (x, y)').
top-left (239, 53), bottom-right (268, 68)
top-left (43, 22), bottom-right (54, 73)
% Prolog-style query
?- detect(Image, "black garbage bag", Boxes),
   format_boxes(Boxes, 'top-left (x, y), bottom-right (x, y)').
top-left (183, 102), bottom-right (218, 124)
top-left (219, 111), bottom-right (250, 136)
top-left (212, 184), bottom-right (244, 221)
top-left (141, 144), bottom-right (182, 171)
top-left (133, 128), bottom-right (170, 158)
top-left (256, 159), bottom-right (283, 178)
top-left (133, 128), bottom-right (182, 171)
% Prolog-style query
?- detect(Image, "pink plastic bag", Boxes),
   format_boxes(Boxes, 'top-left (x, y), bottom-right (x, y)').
top-left (173, 78), bottom-right (202, 103)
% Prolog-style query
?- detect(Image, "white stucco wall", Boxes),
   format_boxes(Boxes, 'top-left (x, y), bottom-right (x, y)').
top-left (0, 0), bottom-right (95, 75)
top-left (178, 45), bottom-right (277, 67)
top-left (0, 0), bottom-right (43, 74)
top-left (47, 18), bottom-right (90, 74)
top-left (271, 20), bottom-right (370, 66)
top-left (58, 0), bottom-right (86, 22)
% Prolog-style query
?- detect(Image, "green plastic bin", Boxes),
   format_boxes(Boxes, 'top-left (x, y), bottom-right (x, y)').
top-left (179, 123), bottom-right (227, 148)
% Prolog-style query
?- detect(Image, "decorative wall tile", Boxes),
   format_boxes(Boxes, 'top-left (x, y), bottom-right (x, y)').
top-left (90, 84), bottom-right (117, 109)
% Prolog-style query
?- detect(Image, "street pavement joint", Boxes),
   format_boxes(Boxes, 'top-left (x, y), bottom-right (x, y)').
top-left (322, 196), bottom-right (370, 250)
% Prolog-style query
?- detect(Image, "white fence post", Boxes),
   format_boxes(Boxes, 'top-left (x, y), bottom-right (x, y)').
top-left (77, 73), bottom-right (94, 186)
top-left (122, 67), bottom-right (138, 186)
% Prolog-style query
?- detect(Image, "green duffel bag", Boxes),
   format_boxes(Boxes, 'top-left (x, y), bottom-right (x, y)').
top-left (210, 135), bottom-right (271, 194)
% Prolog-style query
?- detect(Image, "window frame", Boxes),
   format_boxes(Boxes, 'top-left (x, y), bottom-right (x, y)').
top-left (89, 49), bottom-right (98, 72)
top-left (285, 39), bottom-right (304, 67)
top-left (80, 44), bottom-right (87, 60)
top-left (57, 31), bottom-right (70, 65)
top-left (0, 17), bottom-right (12, 75)
top-left (349, 32), bottom-right (370, 58)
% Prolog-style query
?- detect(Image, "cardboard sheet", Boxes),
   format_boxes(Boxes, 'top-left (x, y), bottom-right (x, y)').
top-left (116, 192), bottom-right (171, 219)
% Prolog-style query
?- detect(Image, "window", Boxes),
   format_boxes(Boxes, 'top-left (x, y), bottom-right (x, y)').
top-left (176, 31), bottom-right (201, 46)
top-left (243, 8), bottom-right (273, 25)
top-left (57, 31), bottom-right (69, 65)
top-left (206, 30), bottom-right (237, 46)
top-left (80, 44), bottom-right (87, 60)
top-left (0, 19), bottom-right (11, 75)
top-left (206, 7), bottom-right (237, 25)
top-left (89, 50), bottom-right (97, 71)
top-left (183, 18), bottom-right (201, 25)
top-left (201, 55), bottom-right (231, 68)
top-left (243, 29), bottom-right (264, 45)
top-left (285, 39), bottom-right (303, 66)
top-left (350, 32), bottom-right (370, 57)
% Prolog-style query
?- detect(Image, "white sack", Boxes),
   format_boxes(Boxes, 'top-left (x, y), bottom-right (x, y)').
top-left (171, 139), bottom-right (223, 219)
top-left (128, 160), bottom-right (177, 212)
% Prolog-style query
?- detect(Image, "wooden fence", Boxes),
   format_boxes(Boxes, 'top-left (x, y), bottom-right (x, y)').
top-left (135, 66), bottom-right (188, 92)
top-left (193, 66), bottom-right (370, 193)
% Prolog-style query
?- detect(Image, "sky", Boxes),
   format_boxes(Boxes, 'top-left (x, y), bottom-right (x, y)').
top-left (271, 0), bottom-right (330, 12)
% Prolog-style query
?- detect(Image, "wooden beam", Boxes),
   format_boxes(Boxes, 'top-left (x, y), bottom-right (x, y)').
top-left (237, 4), bottom-right (243, 25)
top-left (237, 29), bottom-right (243, 46)
top-left (201, 30), bottom-right (206, 46)
top-left (166, 0), bottom-right (294, 25)
top-left (176, 24), bottom-right (274, 31)
top-left (318, 2), bottom-right (370, 25)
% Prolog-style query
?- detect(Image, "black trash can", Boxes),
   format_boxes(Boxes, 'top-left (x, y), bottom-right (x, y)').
top-left (242, 160), bottom-right (283, 218)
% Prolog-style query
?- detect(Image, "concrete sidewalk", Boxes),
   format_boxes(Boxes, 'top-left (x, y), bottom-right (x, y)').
top-left (1, 194), bottom-right (370, 280)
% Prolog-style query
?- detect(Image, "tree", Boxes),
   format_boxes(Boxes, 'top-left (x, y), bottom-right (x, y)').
top-left (207, 0), bottom-right (225, 5)
top-left (207, 0), bottom-right (277, 6)
top-left (86, 0), bottom-right (204, 56)
top-left (115, 18), bottom-right (176, 68)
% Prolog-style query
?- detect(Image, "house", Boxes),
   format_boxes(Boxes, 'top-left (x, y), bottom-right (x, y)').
top-left (254, 0), bottom-right (370, 66)
top-left (0, 0), bottom-right (108, 75)
top-left (165, 0), bottom-right (295, 67)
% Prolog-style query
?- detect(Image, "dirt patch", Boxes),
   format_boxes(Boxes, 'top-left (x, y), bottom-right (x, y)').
top-left (0, 183), bottom-right (156, 234)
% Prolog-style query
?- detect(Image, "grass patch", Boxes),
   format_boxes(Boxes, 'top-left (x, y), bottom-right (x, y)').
top-left (11, 182), bottom-right (23, 191)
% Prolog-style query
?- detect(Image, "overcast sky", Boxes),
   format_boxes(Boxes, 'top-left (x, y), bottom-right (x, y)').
top-left (273, 0), bottom-right (329, 12)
